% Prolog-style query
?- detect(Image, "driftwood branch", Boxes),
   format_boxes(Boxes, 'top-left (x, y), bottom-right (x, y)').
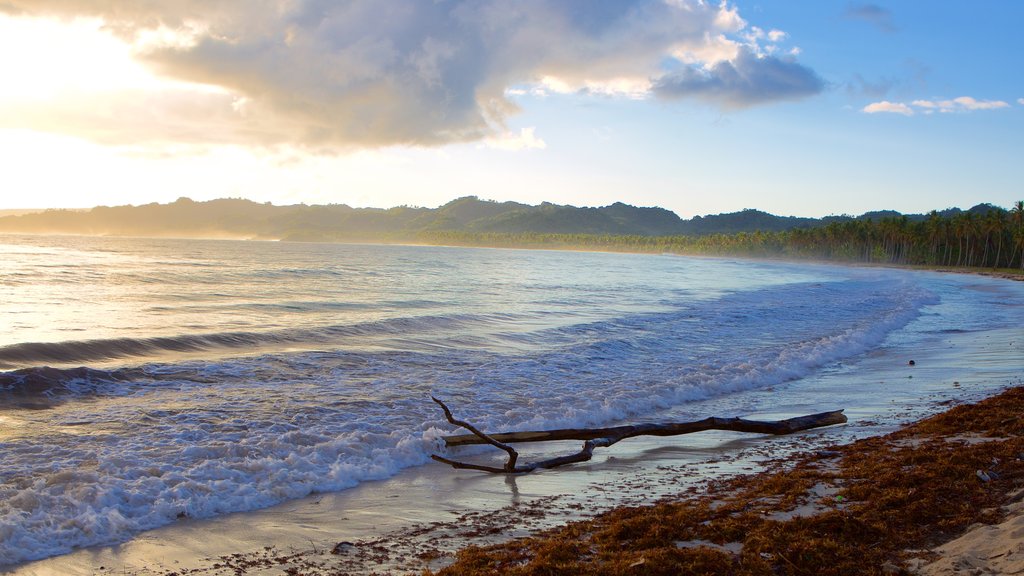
top-left (430, 398), bottom-right (847, 474)
top-left (431, 396), bottom-right (522, 473)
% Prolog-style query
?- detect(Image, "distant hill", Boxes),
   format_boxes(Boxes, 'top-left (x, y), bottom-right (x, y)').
top-left (679, 209), bottom-right (826, 235)
top-left (0, 208), bottom-right (79, 218)
top-left (0, 196), bottom-right (1010, 241)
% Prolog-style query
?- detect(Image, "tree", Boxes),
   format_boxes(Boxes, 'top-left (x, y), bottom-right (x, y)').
top-left (1012, 201), bottom-right (1024, 269)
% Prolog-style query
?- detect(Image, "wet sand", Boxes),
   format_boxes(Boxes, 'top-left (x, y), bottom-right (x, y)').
top-left (434, 386), bottom-right (1024, 575)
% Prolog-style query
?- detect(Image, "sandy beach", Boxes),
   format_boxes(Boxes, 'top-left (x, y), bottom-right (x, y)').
top-left (432, 386), bottom-right (1024, 575)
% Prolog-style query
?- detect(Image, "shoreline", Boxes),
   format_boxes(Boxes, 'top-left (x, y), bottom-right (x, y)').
top-left (4, 262), bottom-right (1022, 575)
top-left (435, 385), bottom-right (1024, 575)
top-left (8, 320), bottom-right (1020, 575)
top-left (16, 382), bottom-right (1017, 576)
top-left (3, 232), bottom-right (1022, 283)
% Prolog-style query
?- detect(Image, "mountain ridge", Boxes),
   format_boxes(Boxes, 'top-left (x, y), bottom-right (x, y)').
top-left (0, 196), bottom-right (1008, 241)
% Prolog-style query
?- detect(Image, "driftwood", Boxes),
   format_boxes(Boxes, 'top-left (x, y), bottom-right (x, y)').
top-left (430, 396), bottom-right (847, 474)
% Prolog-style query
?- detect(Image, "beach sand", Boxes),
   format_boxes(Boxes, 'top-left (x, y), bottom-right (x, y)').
top-left (5, 287), bottom-right (1023, 575)
top-left (430, 386), bottom-right (1024, 575)
top-left (914, 493), bottom-right (1024, 575)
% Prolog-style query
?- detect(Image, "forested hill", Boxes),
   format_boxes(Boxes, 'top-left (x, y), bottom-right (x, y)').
top-left (0, 195), bottom-right (1007, 241)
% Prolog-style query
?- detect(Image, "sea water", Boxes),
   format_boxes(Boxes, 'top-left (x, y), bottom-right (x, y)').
top-left (0, 235), bottom-right (1021, 567)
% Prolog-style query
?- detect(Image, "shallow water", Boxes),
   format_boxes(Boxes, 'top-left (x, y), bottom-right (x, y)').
top-left (1, 235), bottom-right (1022, 567)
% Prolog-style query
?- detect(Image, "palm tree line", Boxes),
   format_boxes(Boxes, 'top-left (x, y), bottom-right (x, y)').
top-left (417, 201), bottom-right (1024, 271)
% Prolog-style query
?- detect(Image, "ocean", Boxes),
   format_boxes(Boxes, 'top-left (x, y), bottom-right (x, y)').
top-left (1, 234), bottom-right (1022, 568)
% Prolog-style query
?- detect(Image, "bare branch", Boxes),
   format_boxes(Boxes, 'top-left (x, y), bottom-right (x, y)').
top-left (430, 400), bottom-right (847, 474)
top-left (431, 396), bottom-right (521, 472)
top-left (430, 454), bottom-right (528, 474)
top-left (442, 410), bottom-right (848, 447)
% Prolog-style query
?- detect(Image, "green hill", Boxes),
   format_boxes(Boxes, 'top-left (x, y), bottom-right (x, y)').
top-left (0, 195), bottom-right (1007, 242)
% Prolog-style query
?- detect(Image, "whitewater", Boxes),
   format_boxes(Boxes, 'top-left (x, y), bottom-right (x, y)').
top-left (1, 234), bottom-right (1022, 568)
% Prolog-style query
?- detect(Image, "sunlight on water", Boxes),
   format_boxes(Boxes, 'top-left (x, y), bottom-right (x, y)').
top-left (0, 235), bottom-right (817, 367)
top-left (1, 234), bottom-right (1021, 567)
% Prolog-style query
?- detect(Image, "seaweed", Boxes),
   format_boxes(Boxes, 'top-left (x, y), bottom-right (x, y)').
top-left (433, 387), bottom-right (1024, 576)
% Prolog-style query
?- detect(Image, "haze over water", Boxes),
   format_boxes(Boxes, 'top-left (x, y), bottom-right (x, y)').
top-left (1, 235), bottom-right (1022, 567)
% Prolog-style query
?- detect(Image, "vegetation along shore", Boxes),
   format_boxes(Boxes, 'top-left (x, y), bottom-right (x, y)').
top-left (2, 197), bottom-right (1023, 273)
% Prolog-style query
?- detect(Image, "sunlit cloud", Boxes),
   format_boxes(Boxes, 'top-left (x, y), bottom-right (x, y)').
top-left (863, 96), bottom-right (1010, 116)
top-left (0, 1), bottom-right (823, 150)
top-left (912, 97), bottom-right (1009, 112)
top-left (482, 127), bottom-right (547, 151)
top-left (862, 101), bottom-right (914, 116)
top-left (671, 34), bottom-right (742, 66)
top-left (0, 16), bottom-right (195, 98)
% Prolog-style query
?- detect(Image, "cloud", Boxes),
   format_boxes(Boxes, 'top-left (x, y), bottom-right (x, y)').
top-left (862, 101), bottom-right (913, 116)
top-left (1019, 98), bottom-right (1024, 106)
top-left (653, 47), bottom-right (823, 108)
top-left (844, 3), bottom-right (896, 33)
top-left (911, 97), bottom-right (1010, 112)
top-left (1, 0), bottom-right (823, 149)
top-left (862, 96), bottom-right (1010, 116)
top-left (0, 88), bottom-right (275, 146)
top-left (955, 97), bottom-right (1010, 110)
top-left (483, 127), bottom-right (547, 151)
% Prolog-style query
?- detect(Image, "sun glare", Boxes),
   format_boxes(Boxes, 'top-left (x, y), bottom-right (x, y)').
top-left (0, 15), bottom-right (167, 100)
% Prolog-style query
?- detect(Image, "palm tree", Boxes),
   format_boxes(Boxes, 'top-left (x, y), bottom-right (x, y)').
top-left (953, 213), bottom-right (968, 266)
top-left (1007, 200), bottom-right (1024, 268)
top-left (1012, 201), bottom-right (1024, 269)
top-left (924, 211), bottom-right (943, 265)
top-left (981, 209), bottom-right (1004, 268)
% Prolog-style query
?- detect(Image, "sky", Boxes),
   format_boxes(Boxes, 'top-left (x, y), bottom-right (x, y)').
top-left (0, 1), bottom-right (1021, 218)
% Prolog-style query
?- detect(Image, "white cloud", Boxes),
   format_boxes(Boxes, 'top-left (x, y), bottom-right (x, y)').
top-left (911, 97), bottom-right (1009, 113)
top-left (712, 3), bottom-right (746, 32)
top-left (671, 34), bottom-right (741, 67)
top-left (952, 96), bottom-right (1009, 110)
top-left (863, 96), bottom-right (1011, 117)
top-left (863, 101), bottom-right (914, 116)
top-left (1018, 98), bottom-right (1024, 106)
top-left (482, 127), bottom-right (546, 151)
top-left (1, 1), bottom-right (823, 149)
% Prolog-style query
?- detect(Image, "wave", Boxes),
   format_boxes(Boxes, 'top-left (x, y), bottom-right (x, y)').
top-left (0, 276), bottom-right (958, 567)
top-left (0, 287), bottom-right (937, 565)
top-left (0, 366), bottom-right (144, 405)
top-left (0, 311), bottom-right (538, 373)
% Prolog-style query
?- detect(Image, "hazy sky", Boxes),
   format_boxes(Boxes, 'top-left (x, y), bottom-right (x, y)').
top-left (0, 1), bottom-right (1020, 217)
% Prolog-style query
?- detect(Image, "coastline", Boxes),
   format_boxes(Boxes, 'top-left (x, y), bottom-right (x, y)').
top-left (14, 381), bottom-right (1019, 575)
top-left (7, 296), bottom-right (1022, 575)
top-left (434, 385), bottom-right (1024, 575)
top-left (4, 231), bottom-right (1022, 283)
